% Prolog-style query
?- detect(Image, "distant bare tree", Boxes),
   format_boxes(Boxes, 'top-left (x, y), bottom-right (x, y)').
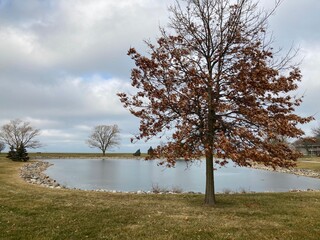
top-left (312, 125), bottom-right (320, 138)
top-left (0, 119), bottom-right (42, 151)
top-left (0, 141), bottom-right (5, 153)
top-left (86, 125), bottom-right (120, 156)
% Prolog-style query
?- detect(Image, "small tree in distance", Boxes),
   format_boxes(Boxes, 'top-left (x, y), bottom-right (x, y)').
top-left (16, 143), bottom-right (30, 162)
top-left (312, 125), bottom-right (320, 138)
top-left (7, 143), bottom-right (30, 162)
top-left (118, 0), bottom-right (313, 205)
top-left (0, 141), bottom-right (5, 153)
top-left (86, 125), bottom-right (120, 156)
top-left (0, 119), bottom-right (42, 153)
top-left (147, 147), bottom-right (154, 156)
top-left (7, 145), bottom-right (18, 161)
top-left (133, 149), bottom-right (141, 156)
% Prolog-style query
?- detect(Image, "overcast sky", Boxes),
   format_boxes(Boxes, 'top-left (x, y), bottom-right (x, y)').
top-left (0, 0), bottom-right (319, 153)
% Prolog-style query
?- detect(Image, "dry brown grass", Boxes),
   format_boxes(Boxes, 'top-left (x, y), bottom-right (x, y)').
top-left (297, 157), bottom-right (320, 172)
top-left (1, 155), bottom-right (320, 239)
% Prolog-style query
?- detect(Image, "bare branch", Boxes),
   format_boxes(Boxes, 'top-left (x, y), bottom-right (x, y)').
top-left (86, 125), bottom-right (120, 156)
top-left (0, 119), bottom-right (42, 150)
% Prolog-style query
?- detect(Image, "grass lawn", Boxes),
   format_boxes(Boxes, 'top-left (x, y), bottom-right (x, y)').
top-left (297, 157), bottom-right (320, 172)
top-left (0, 155), bottom-right (320, 239)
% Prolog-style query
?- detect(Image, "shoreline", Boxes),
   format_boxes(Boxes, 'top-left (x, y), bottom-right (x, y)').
top-left (20, 161), bottom-right (64, 189)
top-left (20, 159), bottom-right (320, 193)
top-left (250, 163), bottom-right (320, 179)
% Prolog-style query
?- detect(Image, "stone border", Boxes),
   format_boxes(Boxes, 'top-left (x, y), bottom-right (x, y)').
top-left (20, 161), bottom-right (65, 189)
top-left (251, 164), bottom-right (320, 179)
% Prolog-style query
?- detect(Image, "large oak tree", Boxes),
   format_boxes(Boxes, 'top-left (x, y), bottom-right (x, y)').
top-left (118, 0), bottom-right (312, 205)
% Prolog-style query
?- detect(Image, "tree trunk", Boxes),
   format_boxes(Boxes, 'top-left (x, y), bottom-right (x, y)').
top-left (205, 79), bottom-right (216, 206)
top-left (102, 150), bottom-right (106, 156)
top-left (204, 153), bottom-right (216, 205)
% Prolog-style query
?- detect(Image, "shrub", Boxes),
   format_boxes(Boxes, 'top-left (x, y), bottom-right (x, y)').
top-left (6, 143), bottom-right (29, 162)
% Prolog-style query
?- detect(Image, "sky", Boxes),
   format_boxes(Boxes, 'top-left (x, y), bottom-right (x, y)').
top-left (0, 0), bottom-right (319, 153)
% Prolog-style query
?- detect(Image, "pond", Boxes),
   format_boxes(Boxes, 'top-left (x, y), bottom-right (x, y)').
top-left (44, 159), bottom-right (320, 193)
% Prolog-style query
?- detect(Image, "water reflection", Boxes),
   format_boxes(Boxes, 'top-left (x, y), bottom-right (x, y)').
top-left (44, 159), bottom-right (320, 193)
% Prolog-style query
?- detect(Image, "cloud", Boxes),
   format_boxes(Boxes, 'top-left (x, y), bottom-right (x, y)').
top-left (259, 0), bottom-right (320, 51)
top-left (1, 0), bottom-right (174, 152)
top-left (0, 0), bottom-right (319, 152)
top-left (0, 0), bottom-right (171, 79)
top-left (0, 71), bottom-right (142, 152)
top-left (292, 42), bottom-right (320, 135)
top-left (0, 75), bottom-right (131, 118)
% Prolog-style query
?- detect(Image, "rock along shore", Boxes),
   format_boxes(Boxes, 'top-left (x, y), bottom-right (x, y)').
top-left (251, 164), bottom-right (320, 179)
top-left (20, 161), bottom-right (65, 189)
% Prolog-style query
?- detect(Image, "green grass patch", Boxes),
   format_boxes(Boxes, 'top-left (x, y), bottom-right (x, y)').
top-left (0, 156), bottom-right (320, 239)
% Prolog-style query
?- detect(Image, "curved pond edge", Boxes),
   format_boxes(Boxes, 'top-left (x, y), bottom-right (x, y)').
top-left (250, 163), bottom-right (320, 179)
top-left (20, 160), bottom-right (320, 194)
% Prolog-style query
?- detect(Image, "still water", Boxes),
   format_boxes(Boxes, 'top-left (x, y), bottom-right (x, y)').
top-left (44, 159), bottom-right (320, 193)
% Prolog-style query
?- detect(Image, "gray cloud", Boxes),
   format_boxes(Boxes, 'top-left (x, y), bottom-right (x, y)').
top-left (266, 0), bottom-right (320, 43)
top-left (0, 0), bottom-right (319, 152)
top-left (0, 0), bottom-right (171, 79)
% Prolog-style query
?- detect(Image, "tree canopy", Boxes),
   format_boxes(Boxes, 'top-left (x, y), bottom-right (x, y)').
top-left (118, 0), bottom-right (312, 205)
